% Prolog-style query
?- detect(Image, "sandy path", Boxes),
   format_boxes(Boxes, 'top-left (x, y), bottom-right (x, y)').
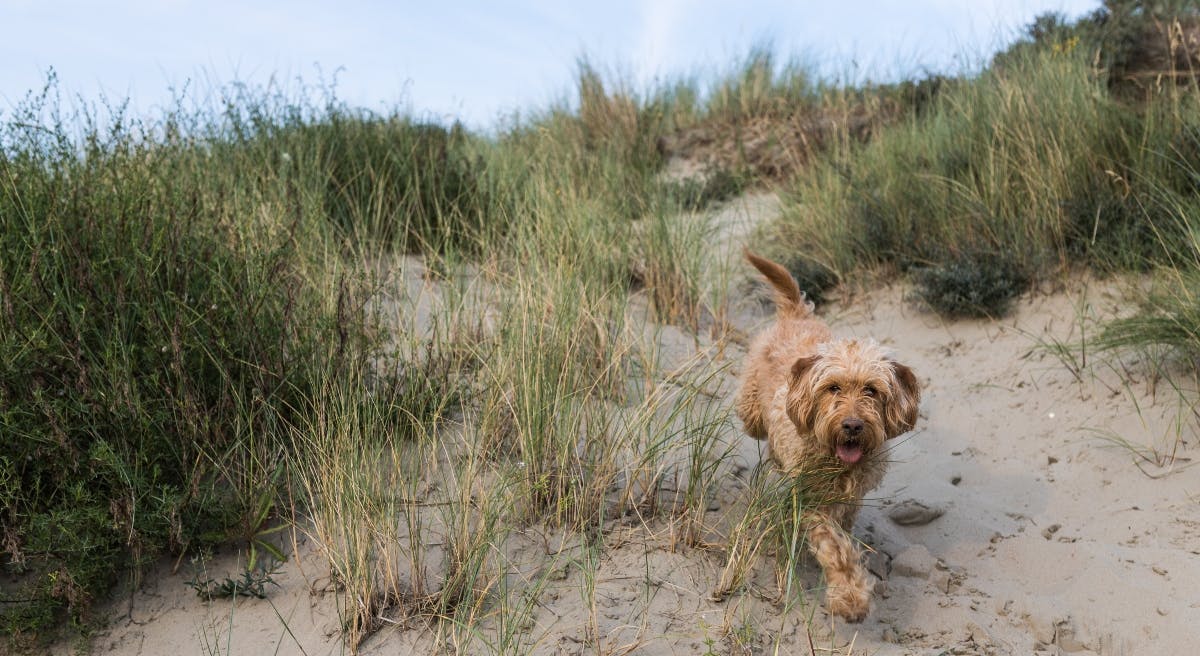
top-left (70, 192), bottom-right (1198, 655)
top-left (801, 280), bottom-right (1199, 654)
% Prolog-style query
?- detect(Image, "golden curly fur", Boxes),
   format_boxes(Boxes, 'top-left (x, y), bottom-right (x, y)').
top-left (735, 251), bottom-right (921, 622)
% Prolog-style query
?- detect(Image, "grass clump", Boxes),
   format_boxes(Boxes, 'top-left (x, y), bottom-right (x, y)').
top-left (778, 48), bottom-right (1121, 274)
top-left (213, 85), bottom-right (494, 251)
top-left (292, 351), bottom-right (512, 649)
top-left (1099, 284), bottom-right (1200, 358)
top-left (1096, 191), bottom-right (1200, 361)
top-left (312, 115), bottom-right (491, 251)
top-left (912, 250), bottom-right (1031, 318)
top-left (712, 464), bottom-right (847, 605)
top-left (703, 47), bottom-right (821, 123)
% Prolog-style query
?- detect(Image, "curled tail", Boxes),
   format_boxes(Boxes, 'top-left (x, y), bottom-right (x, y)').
top-left (744, 249), bottom-right (813, 319)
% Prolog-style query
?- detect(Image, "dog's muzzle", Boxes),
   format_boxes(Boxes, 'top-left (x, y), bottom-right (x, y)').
top-left (836, 418), bottom-right (865, 464)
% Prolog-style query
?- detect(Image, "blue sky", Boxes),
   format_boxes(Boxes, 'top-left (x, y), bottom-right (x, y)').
top-left (3, 1), bottom-right (1100, 129)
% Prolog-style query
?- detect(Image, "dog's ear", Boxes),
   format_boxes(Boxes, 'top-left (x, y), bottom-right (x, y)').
top-left (884, 361), bottom-right (921, 438)
top-left (791, 355), bottom-right (820, 380)
top-left (786, 355), bottom-right (821, 433)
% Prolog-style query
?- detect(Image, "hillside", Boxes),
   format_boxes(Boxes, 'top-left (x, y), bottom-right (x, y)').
top-left (4, 2), bottom-right (1200, 654)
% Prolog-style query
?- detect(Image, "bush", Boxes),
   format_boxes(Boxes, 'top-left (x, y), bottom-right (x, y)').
top-left (661, 166), bottom-right (747, 211)
top-left (994, 1), bottom-right (1200, 94)
top-left (912, 251), bottom-right (1031, 318)
top-left (0, 83), bottom-right (343, 641)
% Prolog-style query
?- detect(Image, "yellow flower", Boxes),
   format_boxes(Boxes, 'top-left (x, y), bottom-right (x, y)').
top-left (1053, 36), bottom-right (1080, 55)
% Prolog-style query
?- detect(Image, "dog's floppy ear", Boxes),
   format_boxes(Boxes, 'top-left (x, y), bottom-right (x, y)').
top-left (791, 355), bottom-right (820, 380)
top-left (786, 355), bottom-right (821, 433)
top-left (884, 361), bottom-right (921, 438)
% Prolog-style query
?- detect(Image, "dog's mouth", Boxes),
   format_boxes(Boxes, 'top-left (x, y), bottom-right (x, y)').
top-left (835, 439), bottom-right (864, 465)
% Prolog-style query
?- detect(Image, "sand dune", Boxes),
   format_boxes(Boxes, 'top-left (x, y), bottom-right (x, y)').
top-left (74, 192), bottom-right (1198, 656)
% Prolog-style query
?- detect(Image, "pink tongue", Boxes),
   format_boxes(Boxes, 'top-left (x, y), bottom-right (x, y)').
top-left (836, 444), bottom-right (863, 464)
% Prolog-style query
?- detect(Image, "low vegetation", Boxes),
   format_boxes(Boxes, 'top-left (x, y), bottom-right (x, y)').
top-left (767, 0), bottom-right (1200, 320)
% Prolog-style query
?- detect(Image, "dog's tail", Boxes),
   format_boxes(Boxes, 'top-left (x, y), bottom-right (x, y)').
top-left (744, 249), bottom-right (813, 319)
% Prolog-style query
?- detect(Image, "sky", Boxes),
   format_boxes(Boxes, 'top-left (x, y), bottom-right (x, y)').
top-left (2, 1), bottom-right (1101, 130)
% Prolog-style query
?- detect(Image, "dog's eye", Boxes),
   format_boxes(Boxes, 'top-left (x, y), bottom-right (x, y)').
top-left (864, 386), bottom-right (877, 397)
top-left (828, 385), bottom-right (841, 394)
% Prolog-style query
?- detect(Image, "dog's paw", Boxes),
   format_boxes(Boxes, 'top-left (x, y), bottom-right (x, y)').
top-left (827, 586), bottom-right (870, 623)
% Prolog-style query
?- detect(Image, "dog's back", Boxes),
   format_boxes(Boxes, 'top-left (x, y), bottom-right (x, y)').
top-left (736, 251), bottom-right (832, 439)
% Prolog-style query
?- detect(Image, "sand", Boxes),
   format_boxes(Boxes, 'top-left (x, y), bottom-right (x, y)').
top-left (66, 192), bottom-right (1199, 656)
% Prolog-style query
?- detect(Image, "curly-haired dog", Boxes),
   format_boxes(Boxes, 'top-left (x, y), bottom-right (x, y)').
top-left (736, 251), bottom-right (921, 622)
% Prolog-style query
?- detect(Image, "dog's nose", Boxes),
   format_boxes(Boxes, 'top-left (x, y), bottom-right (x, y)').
top-left (842, 418), bottom-right (864, 436)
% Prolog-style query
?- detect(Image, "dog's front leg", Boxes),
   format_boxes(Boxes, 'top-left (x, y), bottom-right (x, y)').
top-left (806, 514), bottom-right (871, 622)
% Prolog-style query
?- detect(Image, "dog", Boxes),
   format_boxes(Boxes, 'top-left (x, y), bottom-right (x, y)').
top-left (735, 251), bottom-right (921, 622)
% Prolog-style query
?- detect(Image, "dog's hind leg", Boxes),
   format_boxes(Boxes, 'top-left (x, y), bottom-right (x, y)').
top-left (805, 514), bottom-right (872, 623)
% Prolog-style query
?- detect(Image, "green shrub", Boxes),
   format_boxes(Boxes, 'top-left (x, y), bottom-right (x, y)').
top-left (912, 251), bottom-right (1031, 318)
top-left (661, 166), bottom-right (747, 211)
top-left (993, 1), bottom-right (1200, 94)
top-left (0, 82), bottom-right (341, 641)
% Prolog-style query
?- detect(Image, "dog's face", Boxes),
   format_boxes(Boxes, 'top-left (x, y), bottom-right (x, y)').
top-left (785, 339), bottom-right (920, 466)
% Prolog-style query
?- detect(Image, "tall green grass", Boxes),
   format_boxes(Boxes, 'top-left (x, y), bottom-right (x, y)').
top-left (775, 49), bottom-right (1115, 272)
top-left (1098, 187), bottom-right (1200, 360)
top-left (306, 115), bottom-right (490, 250)
top-left (0, 77), bottom-right (494, 644)
top-left (762, 4), bottom-right (1200, 320)
top-left (279, 60), bottom-right (777, 653)
top-left (703, 47), bottom-right (821, 123)
top-left (0, 88), bottom-right (318, 640)
top-left (768, 43), bottom-right (1200, 315)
